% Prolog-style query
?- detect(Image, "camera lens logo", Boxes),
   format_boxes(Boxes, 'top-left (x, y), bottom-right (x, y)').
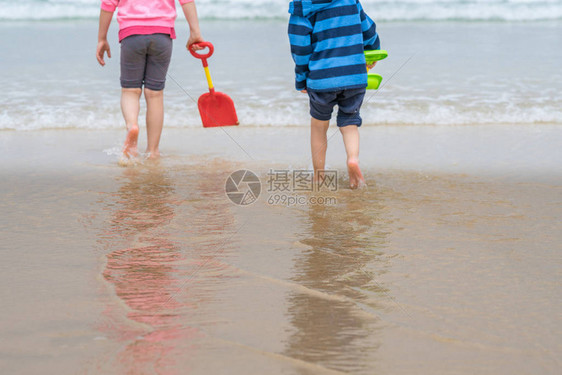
top-left (225, 170), bottom-right (261, 206)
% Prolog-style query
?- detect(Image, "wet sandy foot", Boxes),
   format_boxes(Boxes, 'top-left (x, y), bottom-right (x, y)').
top-left (347, 159), bottom-right (366, 190)
top-left (122, 125), bottom-right (139, 159)
top-left (144, 150), bottom-right (160, 161)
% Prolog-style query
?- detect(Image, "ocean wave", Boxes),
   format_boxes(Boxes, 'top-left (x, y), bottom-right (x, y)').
top-left (2, 91), bottom-right (561, 130)
top-left (1, 0), bottom-right (562, 22)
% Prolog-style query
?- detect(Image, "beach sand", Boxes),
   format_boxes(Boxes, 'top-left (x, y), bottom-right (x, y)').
top-left (1, 125), bottom-right (561, 374)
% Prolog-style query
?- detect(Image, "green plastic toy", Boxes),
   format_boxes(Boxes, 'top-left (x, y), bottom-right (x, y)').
top-left (367, 74), bottom-right (383, 90)
top-left (364, 49), bottom-right (388, 90)
top-left (364, 49), bottom-right (388, 63)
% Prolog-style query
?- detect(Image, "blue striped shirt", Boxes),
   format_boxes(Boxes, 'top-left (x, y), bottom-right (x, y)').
top-left (288, 0), bottom-right (380, 91)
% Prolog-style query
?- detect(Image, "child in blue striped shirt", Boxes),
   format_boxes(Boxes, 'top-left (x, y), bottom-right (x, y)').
top-left (288, 0), bottom-right (380, 189)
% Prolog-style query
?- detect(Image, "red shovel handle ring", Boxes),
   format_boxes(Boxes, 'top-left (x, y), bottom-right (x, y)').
top-left (189, 42), bottom-right (214, 60)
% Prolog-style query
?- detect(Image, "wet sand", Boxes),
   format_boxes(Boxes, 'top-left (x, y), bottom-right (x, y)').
top-left (1, 126), bottom-right (561, 374)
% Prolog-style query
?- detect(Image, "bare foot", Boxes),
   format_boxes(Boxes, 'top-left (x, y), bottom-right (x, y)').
top-left (347, 159), bottom-right (366, 190)
top-left (122, 125), bottom-right (139, 158)
top-left (145, 150), bottom-right (160, 161)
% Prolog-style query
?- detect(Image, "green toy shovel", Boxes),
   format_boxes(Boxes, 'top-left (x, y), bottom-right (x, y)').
top-left (364, 49), bottom-right (388, 90)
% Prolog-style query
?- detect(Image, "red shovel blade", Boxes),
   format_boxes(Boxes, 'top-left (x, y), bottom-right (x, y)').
top-left (197, 91), bottom-right (239, 128)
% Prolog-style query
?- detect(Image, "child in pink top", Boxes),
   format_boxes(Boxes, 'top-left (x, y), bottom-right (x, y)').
top-left (96, 0), bottom-right (204, 160)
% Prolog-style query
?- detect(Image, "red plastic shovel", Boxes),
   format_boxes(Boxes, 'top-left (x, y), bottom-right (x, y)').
top-left (190, 42), bottom-right (239, 128)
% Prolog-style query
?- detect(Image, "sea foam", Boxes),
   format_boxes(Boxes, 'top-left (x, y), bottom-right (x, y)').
top-left (1, 0), bottom-right (562, 21)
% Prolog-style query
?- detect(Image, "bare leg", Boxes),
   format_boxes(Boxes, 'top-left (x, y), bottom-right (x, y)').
top-left (340, 125), bottom-right (365, 189)
top-left (144, 88), bottom-right (164, 159)
top-left (311, 118), bottom-right (330, 183)
top-left (121, 88), bottom-right (142, 158)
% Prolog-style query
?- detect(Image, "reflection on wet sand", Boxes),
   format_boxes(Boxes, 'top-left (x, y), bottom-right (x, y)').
top-left (286, 191), bottom-right (392, 374)
top-left (100, 166), bottom-right (188, 374)
top-left (98, 164), bottom-right (236, 374)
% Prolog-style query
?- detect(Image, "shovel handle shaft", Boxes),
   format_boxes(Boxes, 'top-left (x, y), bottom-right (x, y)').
top-left (203, 66), bottom-right (214, 93)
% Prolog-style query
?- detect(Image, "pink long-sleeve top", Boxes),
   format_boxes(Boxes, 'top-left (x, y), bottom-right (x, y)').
top-left (101, 0), bottom-right (194, 41)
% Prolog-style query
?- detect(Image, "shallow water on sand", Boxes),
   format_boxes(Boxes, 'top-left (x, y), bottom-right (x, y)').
top-left (1, 128), bottom-right (560, 374)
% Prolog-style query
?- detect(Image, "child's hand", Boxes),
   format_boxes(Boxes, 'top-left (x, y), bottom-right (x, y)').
top-left (96, 40), bottom-right (111, 66)
top-left (301, 89), bottom-right (307, 93)
top-left (366, 61), bottom-right (377, 71)
top-left (187, 33), bottom-right (205, 51)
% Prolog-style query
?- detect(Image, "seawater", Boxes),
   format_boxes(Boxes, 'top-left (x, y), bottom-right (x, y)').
top-left (1, 15), bottom-right (562, 130)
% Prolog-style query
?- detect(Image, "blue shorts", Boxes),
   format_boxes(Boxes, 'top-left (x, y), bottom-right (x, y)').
top-left (120, 34), bottom-right (173, 91)
top-left (307, 88), bottom-right (366, 127)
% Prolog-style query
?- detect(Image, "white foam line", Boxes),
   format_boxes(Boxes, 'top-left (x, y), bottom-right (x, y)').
top-left (2, 0), bottom-right (562, 21)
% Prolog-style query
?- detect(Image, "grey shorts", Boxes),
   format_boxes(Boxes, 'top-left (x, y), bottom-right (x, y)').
top-left (308, 88), bottom-right (366, 127)
top-left (120, 33), bottom-right (173, 91)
